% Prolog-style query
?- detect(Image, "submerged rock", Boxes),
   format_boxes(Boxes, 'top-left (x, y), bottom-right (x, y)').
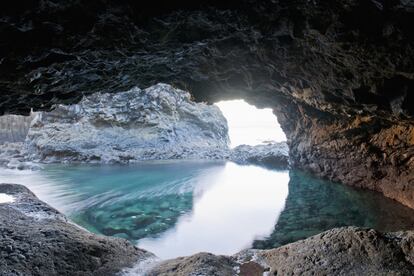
top-left (0, 183), bottom-right (152, 276)
top-left (24, 83), bottom-right (230, 163)
top-left (230, 142), bottom-right (289, 169)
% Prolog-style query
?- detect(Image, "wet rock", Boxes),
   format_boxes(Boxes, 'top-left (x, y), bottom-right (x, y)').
top-left (147, 252), bottom-right (237, 276)
top-left (286, 114), bottom-right (414, 208)
top-left (256, 227), bottom-right (414, 275)
top-left (0, 183), bottom-right (153, 276)
top-left (230, 142), bottom-right (289, 169)
top-left (148, 227), bottom-right (414, 276)
top-left (24, 83), bottom-right (230, 163)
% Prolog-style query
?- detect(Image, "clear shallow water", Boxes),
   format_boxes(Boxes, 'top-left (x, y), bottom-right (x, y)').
top-left (1, 161), bottom-right (414, 259)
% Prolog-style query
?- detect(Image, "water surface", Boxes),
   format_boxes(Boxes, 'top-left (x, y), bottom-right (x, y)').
top-left (1, 161), bottom-right (414, 259)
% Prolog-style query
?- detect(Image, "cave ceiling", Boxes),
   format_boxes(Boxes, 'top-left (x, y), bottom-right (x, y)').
top-left (0, 0), bottom-right (413, 120)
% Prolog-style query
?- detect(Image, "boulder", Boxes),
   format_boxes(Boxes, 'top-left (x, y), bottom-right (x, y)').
top-left (230, 142), bottom-right (289, 169)
top-left (0, 183), bottom-right (152, 276)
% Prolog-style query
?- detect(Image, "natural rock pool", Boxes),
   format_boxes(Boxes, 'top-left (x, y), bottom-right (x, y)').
top-left (2, 161), bottom-right (414, 259)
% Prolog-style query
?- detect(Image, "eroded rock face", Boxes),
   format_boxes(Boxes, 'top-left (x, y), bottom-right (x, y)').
top-left (24, 83), bottom-right (229, 163)
top-left (0, 183), bottom-right (152, 276)
top-left (230, 142), bottom-right (289, 169)
top-left (0, 1), bottom-right (413, 206)
top-left (286, 110), bottom-right (414, 208)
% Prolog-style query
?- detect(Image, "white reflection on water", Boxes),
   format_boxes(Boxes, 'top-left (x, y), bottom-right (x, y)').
top-left (0, 162), bottom-right (289, 259)
top-left (137, 162), bottom-right (289, 259)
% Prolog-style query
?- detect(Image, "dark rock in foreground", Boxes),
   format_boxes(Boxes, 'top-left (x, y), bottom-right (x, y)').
top-left (147, 253), bottom-right (237, 276)
top-left (148, 227), bottom-right (414, 276)
top-left (0, 183), bottom-right (152, 276)
top-left (230, 142), bottom-right (289, 169)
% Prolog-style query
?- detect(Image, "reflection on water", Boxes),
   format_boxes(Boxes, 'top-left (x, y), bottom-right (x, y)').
top-left (0, 161), bottom-right (289, 258)
top-left (137, 163), bottom-right (289, 258)
top-left (253, 170), bottom-right (414, 249)
top-left (1, 161), bottom-right (414, 259)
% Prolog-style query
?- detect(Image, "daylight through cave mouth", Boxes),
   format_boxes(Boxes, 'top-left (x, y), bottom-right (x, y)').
top-left (215, 99), bottom-right (286, 148)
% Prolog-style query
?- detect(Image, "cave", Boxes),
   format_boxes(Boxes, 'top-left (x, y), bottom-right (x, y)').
top-left (1, 0), bottom-right (414, 275)
top-left (215, 99), bottom-right (286, 147)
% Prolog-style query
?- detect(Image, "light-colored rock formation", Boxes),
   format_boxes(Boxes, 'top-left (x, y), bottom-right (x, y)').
top-left (230, 142), bottom-right (289, 169)
top-left (24, 83), bottom-right (230, 163)
top-left (0, 142), bottom-right (42, 170)
top-left (0, 89), bottom-right (292, 169)
top-left (0, 113), bottom-right (36, 144)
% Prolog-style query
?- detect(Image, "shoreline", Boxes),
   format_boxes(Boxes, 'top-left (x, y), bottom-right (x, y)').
top-left (1, 182), bottom-right (414, 275)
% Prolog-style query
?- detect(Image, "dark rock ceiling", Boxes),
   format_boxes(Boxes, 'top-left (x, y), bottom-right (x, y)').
top-left (1, 0), bottom-right (413, 117)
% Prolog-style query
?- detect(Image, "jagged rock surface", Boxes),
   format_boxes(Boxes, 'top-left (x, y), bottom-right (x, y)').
top-left (24, 83), bottom-right (229, 163)
top-left (149, 227), bottom-right (414, 276)
top-left (0, 0), bottom-right (413, 207)
top-left (230, 142), bottom-right (289, 169)
top-left (0, 183), bottom-right (152, 276)
top-left (256, 227), bottom-right (414, 275)
top-left (0, 142), bottom-right (42, 170)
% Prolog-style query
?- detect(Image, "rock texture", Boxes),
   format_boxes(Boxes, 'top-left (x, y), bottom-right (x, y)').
top-left (230, 142), bottom-right (289, 169)
top-left (0, 183), bottom-right (152, 276)
top-left (147, 253), bottom-right (237, 276)
top-left (148, 227), bottom-right (414, 276)
top-left (0, 142), bottom-right (42, 170)
top-left (287, 114), bottom-right (414, 209)
top-left (24, 83), bottom-right (229, 163)
top-left (256, 227), bottom-right (414, 275)
top-left (0, 1), bottom-right (413, 205)
top-left (0, 113), bottom-right (36, 144)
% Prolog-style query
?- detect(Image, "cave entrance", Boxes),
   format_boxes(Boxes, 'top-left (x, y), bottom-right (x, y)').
top-left (214, 99), bottom-right (286, 148)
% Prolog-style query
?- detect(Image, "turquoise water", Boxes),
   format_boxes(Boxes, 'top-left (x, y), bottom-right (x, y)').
top-left (1, 161), bottom-right (414, 259)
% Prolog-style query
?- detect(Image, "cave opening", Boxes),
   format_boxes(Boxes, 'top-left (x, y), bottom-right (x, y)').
top-left (214, 99), bottom-right (286, 148)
